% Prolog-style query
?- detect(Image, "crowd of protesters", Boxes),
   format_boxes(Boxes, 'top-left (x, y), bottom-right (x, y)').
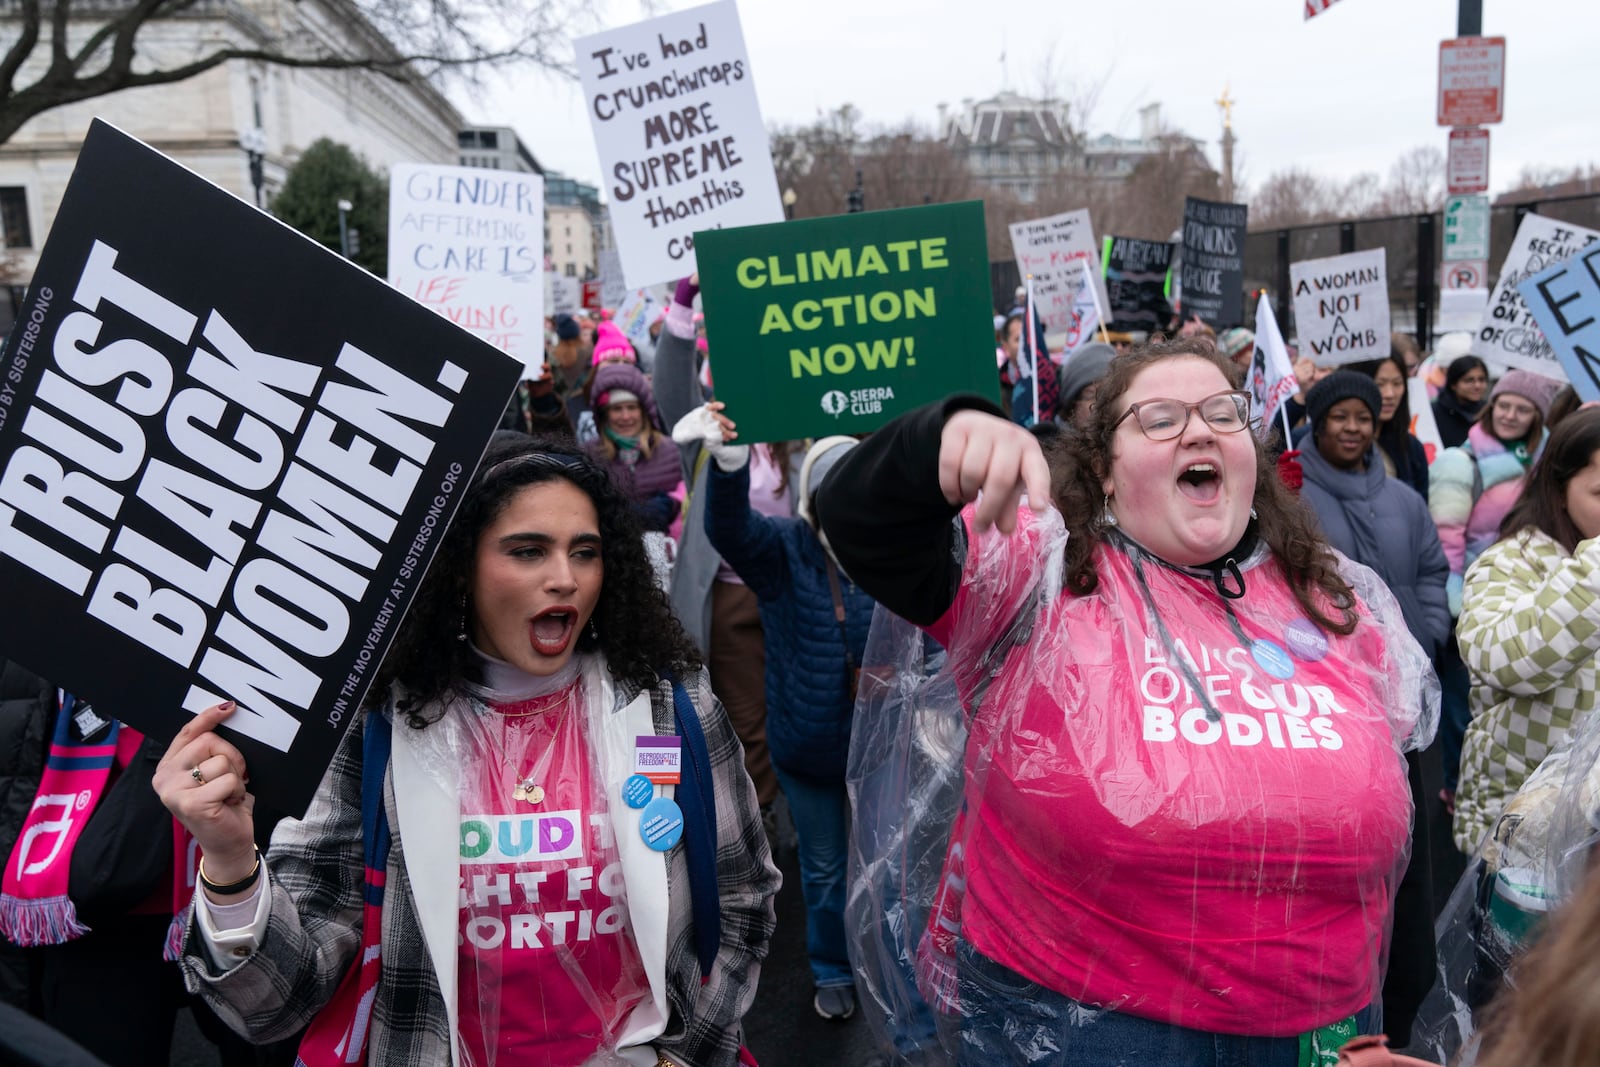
top-left (6, 268), bottom-right (1600, 1067)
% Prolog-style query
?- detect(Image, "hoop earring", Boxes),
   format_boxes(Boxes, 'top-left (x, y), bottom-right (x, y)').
top-left (1102, 494), bottom-right (1118, 527)
top-left (456, 594), bottom-right (468, 643)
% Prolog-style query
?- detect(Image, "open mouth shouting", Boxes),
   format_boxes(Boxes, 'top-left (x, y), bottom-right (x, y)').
top-left (1176, 462), bottom-right (1222, 503)
top-left (529, 606), bottom-right (578, 657)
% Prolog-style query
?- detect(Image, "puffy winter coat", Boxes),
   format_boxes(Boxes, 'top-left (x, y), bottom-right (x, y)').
top-left (1428, 423), bottom-right (1542, 615)
top-left (1299, 445), bottom-right (1451, 660)
top-left (704, 461), bottom-right (874, 779)
top-left (1453, 528), bottom-right (1600, 852)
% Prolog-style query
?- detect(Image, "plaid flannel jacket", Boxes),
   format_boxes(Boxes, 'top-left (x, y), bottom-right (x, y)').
top-left (181, 667), bottom-right (780, 1066)
top-left (1454, 528), bottom-right (1600, 853)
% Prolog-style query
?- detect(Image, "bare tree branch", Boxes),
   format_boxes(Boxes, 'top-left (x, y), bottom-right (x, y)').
top-left (0, 0), bottom-right (599, 145)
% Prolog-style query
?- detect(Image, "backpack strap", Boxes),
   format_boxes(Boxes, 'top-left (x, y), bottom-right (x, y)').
top-left (666, 674), bottom-right (721, 978)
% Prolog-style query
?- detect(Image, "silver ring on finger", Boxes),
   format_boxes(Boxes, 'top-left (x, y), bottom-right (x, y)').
top-left (190, 765), bottom-right (206, 785)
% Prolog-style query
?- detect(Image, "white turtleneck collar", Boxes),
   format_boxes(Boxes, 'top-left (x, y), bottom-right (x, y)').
top-left (464, 642), bottom-right (582, 704)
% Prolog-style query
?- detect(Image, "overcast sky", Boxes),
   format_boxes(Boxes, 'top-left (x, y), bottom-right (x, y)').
top-left (451, 0), bottom-right (1592, 202)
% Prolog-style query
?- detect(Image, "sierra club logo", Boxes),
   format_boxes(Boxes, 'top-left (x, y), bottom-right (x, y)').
top-left (820, 386), bottom-right (896, 418)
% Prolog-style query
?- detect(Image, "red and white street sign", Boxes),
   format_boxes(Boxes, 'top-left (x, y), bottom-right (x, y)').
top-left (1438, 37), bottom-right (1506, 126)
top-left (1444, 260), bottom-right (1488, 291)
top-left (1447, 128), bottom-right (1490, 194)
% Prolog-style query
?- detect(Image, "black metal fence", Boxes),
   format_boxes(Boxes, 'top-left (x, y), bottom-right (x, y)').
top-left (989, 191), bottom-right (1600, 347)
top-left (1244, 191), bottom-right (1600, 347)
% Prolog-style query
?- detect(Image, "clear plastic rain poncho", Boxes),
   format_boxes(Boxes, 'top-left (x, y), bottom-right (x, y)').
top-left (406, 656), bottom-right (655, 1067)
top-left (846, 506), bottom-right (1439, 1064)
top-left (1410, 677), bottom-right (1600, 1064)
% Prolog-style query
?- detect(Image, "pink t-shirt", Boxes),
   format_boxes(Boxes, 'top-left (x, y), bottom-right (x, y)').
top-left (456, 683), bottom-right (650, 1066)
top-left (926, 512), bottom-right (1414, 1037)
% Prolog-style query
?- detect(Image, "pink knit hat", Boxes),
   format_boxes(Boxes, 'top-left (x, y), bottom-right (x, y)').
top-left (590, 320), bottom-right (636, 366)
top-left (1490, 370), bottom-right (1564, 420)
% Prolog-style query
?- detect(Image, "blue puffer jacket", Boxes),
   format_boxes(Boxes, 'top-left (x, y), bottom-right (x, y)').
top-left (705, 460), bottom-right (875, 780)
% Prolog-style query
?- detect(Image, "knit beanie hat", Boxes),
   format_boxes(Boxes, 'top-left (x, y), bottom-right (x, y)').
top-left (797, 435), bottom-right (858, 531)
top-left (553, 313), bottom-right (580, 341)
top-left (1056, 342), bottom-right (1116, 410)
top-left (590, 321), bottom-right (635, 365)
top-left (1490, 370), bottom-right (1563, 420)
top-left (1218, 327), bottom-right (1255, 360)
top-left (1306, 370), bottom-right (1382, 431)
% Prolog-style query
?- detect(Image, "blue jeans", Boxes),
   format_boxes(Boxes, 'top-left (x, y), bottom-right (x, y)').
top-left (955, 941), bottom-right (1374, 1067)
top-left (774, 765), bottom-right (853, 988)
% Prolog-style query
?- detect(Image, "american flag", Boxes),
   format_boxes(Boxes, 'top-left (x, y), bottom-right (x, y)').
top-left (1304, 0), bottom-right (1344, 19)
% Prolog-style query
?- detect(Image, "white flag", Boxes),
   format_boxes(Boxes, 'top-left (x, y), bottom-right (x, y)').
top-left (1062, 277), bottom-right (1102, 358)
top-left (1250, 296), bottom-right (1298, 442)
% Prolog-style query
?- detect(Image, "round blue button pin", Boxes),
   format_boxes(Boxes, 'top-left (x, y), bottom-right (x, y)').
top-left (639, 796), bottom-right (684, 852)
top-left (622, 774), bottom-right (654, 810)
top-left (1251, 638), bottom-right (1296, 680)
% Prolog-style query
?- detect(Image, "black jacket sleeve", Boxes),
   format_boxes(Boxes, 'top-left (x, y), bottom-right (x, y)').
top-left (813, 394), bottom-right (1003, 626)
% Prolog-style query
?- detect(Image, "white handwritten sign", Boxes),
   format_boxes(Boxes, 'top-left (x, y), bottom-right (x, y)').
top-left (1008, 209), bottom-right (1109, 339)
top-left (576, 0), bottom-right (784, 289)
top-left (1290, 248), bottom-right (1389, 366)
top-left (1475, 214), bottom-right (1600, 376)
top-left (388, 164), bottom-right (544, 378)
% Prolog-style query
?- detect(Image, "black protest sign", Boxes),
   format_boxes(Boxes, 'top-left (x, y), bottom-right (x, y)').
top-left (1103, 235), bottom-right (1174, 331)
top-left (0, 122), bottom-right (522, 815)
top-left (1180, 197), bottom-right (1248, 327)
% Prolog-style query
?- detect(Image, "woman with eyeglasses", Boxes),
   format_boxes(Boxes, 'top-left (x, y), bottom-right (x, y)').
top-left (814, 337), bottom-right (1435, 1065)
top-left (153, 434), bottom-right (779, 1067)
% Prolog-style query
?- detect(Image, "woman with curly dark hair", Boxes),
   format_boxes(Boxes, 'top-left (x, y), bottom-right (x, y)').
top-left (815, 338), bottom-right (1438, 1065)
top-left (154, 433), bottom-right (779, 1067)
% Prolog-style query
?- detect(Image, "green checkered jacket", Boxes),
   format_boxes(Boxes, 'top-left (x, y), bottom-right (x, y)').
top-left (1454, 528), bottom-right (1600, 853)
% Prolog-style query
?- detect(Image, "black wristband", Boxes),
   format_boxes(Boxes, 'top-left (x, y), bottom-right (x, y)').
top-left (199, 848), bottom-right (262, 895)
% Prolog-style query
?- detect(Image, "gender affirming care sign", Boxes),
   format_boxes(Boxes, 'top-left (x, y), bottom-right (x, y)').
top-left (1474, 213), bottom-right (1600, 376)
top-left (388, 163), bottom-right (544, 378)
top-left (1289, 249), bottom-right (1390, 365)
top-left (576, 0), bottom-right (784, 290)
top-left (0, 123), bottom-right (522, 815)
top-left (694, 201), bottom-right (997, 442)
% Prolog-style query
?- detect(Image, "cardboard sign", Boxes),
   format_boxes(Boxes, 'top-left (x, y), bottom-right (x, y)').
top-left (1475, 214), bottom-right (1600, 375)
top-left (1008, 210), bottom-right (1110, 337)
top-left (1447, 128), bottom-right (1490, 195)
top-left (549, 275), bottom-right (581, 316)
top-left (694, 201), bottom-right (997, 441)
top-left (599, 249), bottom-right (628, 309)
top-left (581, 279), bottom-right (602, 310)
top-left (1518, 244), bottom-right (1600, 402)
top-left (1289, 248), bottom-right (1390, 365)
top-left (1438, 36), bottom-right (1506, 127)
top-left (1408, 377), bottom-right (1443, 463)
top-left (0, 123), bottom-right (522, 815)
top-left (1180, 197), bottom-right (1248, 327)
top-left (1102, 235), bottom-right (1174, 331)
top-left (615, 288), bottom-right (663, 349)
top-left (576, 0), bottom-right (784, 289)
top-left (387, 163), bottom-right (544, 379)
top-left (1443, 195), bottom-right (1490, 262)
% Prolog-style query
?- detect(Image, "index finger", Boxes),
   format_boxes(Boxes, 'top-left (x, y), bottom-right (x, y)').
top-left (168, 701), bottom-right (236, 751)
top-left (1021, 442), bottom-right (1052, 513)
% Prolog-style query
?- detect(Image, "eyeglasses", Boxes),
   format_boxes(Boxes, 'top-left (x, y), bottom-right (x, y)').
top-left (1112, 391), bottom-right (1252, 441)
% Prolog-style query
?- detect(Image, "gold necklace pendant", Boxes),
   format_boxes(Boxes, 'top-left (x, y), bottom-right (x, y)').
top-left (512, 779), bottom-right (544, 804)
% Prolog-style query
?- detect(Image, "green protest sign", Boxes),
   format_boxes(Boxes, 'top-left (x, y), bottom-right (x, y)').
top-left (694, 201), bottom-right (998, 441)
